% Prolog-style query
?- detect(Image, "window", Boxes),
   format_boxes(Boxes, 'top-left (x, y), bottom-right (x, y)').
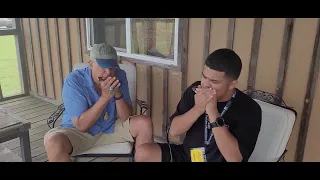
top-left (0, 18), bottom-right (16, 30)
top-left (0, 18), bottom-right (28, 100)
top-left (85, 18), bottom-right (180, 67)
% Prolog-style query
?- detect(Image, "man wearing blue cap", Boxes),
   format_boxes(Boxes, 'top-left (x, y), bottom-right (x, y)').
top-left (44, 43), bottom-right (153, 162)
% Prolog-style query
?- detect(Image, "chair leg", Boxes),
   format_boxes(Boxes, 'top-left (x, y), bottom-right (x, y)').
top-left (73, 157), bottom-right (79, 162)
top-left (129, 156), bottom-right (134, 162)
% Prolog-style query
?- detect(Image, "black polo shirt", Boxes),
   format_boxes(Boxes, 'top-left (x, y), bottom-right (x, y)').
top-left (169, 81), bottom-right (262, 162)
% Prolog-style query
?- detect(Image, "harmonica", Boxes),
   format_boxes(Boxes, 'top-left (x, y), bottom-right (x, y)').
top-left (98, 76), bottom-right (106, 82)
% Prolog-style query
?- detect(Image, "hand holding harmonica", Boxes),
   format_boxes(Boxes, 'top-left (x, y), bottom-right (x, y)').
top-left (192, 85), bottom-right (216, 114)
top-left (99, 76), bottom-right (121, 99)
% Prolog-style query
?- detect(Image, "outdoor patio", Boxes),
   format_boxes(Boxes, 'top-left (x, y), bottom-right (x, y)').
top-left (0, 95), bottom-right (130, 162)
top-left (0, 18), bottom-right (320, 162)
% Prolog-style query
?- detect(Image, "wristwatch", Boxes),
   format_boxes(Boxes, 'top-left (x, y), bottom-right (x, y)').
top-left (210, 117), bottom-right (225, 128)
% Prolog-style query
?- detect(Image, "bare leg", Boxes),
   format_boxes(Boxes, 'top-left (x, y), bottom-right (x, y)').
top-left (128, 115), bottom-right (153, 148)
top-left (134, 143), bottom-right (162, 162)
top-left (44, 133), bottom-right (73, 162)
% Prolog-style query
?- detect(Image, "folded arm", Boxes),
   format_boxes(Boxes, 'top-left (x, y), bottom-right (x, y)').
top-left (63, 75), bottom-right (112, 133)
top-left (72, 96), bottom-right (111, 132)
top-left (114, 73), bottom-right (133, 121)
top-left (169, 107), bottom-right (203, 137)
top-left (208, 107), bottom-right (261, 162)
top-left (115, 91), bottom-right (132, 121)
top-left (168, 84), bottom-right (200, 137)
top-left (207, 111), bottom-right (242, 162)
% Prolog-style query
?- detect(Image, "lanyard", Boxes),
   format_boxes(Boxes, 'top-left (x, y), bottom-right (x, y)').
top-left (204, 91), bottom-right (236, 146)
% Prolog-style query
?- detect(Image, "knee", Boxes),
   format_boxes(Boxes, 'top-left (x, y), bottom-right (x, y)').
top-left (44, 133), bottom-right (71, 154)
top-left (131, 115), bottom-right (153, 129)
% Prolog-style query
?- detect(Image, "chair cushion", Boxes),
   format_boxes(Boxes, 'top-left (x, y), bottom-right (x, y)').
top-left (73, 63), bottom-right (89, 71)
top-left (77, 142), bottom-right (133, 155)
top-left (248, 99), bottom-right (296, 162)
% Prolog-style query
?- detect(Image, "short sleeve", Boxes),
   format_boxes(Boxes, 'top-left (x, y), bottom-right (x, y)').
top-left (62, 75), bottom-right (88, 119)
top-left (169, 81), bottom-right (200, 123)
top-left (232, 104), bottom-right (262, 162)
top-left (118, 71), bottom-right (132, 105)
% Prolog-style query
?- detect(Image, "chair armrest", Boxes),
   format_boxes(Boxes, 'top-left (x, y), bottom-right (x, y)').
top-left (47, 103), bottom-right (65, 129)
top-left (136, 99), bottom-right (149, 115)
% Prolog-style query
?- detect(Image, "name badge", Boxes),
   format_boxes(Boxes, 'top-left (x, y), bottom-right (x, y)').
top-left (104, 112), bottom-right (109, 120)
top-left (190, 147), bottom-right (207, 162)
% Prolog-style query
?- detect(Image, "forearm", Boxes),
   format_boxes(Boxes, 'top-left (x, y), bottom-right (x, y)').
top-left (169, 107), bottom-right (204, 137)
top-left (74, 96), bottom-right (110, 132)
top-left (115, 98), bottom-right (132, 121)
top-left (208, 112), bottom-right (243, 162)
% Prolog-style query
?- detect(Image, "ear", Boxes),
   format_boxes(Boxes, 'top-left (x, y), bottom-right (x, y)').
top-left (228, 80), bottom-right (238, 90)
top-left (88, 60), bottom-right (94, 68)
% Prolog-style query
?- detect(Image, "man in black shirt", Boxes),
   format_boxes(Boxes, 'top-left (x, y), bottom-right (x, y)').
top-left (134, 48), bottom-right (262, 162)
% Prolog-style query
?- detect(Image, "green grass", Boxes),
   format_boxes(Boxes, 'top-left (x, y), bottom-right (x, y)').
top-left (0, 35), bottom-right (22, 97)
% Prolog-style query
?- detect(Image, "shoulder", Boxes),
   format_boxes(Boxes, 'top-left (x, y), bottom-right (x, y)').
top-left (63, 68), bottom-right (88, 89)
top-left (236, 89), bottom-right (261, 111)
top-left (234, 89), bottom-right (262, 122)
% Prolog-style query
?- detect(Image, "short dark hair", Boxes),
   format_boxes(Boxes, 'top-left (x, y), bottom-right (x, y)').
top-left (205, 48), bottom-right (242, 80)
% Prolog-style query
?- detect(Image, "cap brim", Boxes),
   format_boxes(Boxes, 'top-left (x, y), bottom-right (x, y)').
top-left (96, 58), bottom-right (119, 69)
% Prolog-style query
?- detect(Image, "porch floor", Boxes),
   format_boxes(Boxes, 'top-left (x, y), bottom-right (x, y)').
top-left (0, 96), bottom-right (129, 162)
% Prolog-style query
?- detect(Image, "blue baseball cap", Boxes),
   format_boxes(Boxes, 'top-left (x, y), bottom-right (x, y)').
top-left (89, 43), bottom-right (120, 69)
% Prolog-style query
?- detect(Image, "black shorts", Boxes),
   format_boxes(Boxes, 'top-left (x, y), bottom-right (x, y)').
top-left (158, 143), bottom-right (189, 162)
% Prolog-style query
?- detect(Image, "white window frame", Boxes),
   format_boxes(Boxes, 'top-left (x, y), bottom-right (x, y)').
top-left (85, 18), bottom-right (94, 51)
top-left (85, 18), bottom-right (179, 67)
top-left (0, 18), bottom-right (29, 100)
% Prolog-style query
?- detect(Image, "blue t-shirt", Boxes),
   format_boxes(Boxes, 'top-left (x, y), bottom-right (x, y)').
top-left (60, 66), bottom-right (132, 136)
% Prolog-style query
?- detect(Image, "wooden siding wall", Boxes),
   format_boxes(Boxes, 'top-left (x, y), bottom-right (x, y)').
top-left (21, 18), bottom-right (320, 162)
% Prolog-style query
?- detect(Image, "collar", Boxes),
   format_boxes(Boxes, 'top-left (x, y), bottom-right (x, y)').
top-left (84, 67), bottom-right (95, 87)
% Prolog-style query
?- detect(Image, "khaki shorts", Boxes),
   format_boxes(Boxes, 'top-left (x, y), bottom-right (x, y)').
top-left (44, 118), bottom-right (134, 156)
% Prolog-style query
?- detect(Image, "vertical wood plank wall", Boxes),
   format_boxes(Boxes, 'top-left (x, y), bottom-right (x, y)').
top-left (21, 18), bottom-right (320, 162)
